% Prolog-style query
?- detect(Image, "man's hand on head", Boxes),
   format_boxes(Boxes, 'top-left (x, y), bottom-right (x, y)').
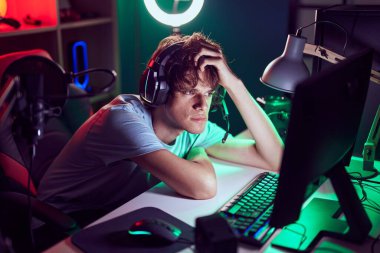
top-left (194, 47), bottom-right (240, 90)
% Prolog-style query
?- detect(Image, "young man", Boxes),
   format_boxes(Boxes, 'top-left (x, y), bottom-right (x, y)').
top-left (37, 32), bottom-right (283, 224)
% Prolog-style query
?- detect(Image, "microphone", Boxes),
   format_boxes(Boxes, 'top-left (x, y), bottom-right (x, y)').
top-left (4, 55), bottom-right (117, 147)
top-left (220, 99), bottom-right (230, 143)
top-left (210, 86), bottom-right (230, 143)
top-left (22, 73), bottom-right (45, 146)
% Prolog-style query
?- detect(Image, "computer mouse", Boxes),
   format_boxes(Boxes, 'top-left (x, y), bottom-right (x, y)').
top-left (128, 218), bottom-right (182, 244)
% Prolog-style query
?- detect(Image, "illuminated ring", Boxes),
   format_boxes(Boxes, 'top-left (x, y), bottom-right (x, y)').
top-left (143, 0), bottom-right (204, 27)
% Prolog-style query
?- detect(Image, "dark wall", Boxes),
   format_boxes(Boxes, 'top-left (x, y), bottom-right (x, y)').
top-left (315, 5), bottom-right (380, 159)
top-left (117, 0), bottom-right (289, 135)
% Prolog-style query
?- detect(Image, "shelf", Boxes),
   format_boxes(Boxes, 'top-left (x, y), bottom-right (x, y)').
top-left (1, 0), bottom-right (120, 109)
top-left (0, 25), bottom-right (57, 37)
top-left (59, 17), bottom-right (113, 30)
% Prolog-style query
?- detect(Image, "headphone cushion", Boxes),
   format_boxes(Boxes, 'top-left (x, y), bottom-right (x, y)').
top-left (139, 67), bottom-right (170, 106)
top-left (139, 43), bottom-right (184, 107)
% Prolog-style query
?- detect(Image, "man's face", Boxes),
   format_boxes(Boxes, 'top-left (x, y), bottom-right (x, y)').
top-left (164, 73), bottom-right (215, 134)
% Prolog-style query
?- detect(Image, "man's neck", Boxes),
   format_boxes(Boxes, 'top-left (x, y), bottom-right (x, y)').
top-left (151, 107), bottom-right (183, 145)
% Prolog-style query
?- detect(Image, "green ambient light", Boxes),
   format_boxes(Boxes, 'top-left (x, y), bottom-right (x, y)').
top-left (173, 228), bottom-right (182, 237)
top-left (128, 230), bottom-right (152, 236)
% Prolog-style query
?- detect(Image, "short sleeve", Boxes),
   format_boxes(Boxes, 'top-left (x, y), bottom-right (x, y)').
top-left (84, 97), bottom-right (165, 165)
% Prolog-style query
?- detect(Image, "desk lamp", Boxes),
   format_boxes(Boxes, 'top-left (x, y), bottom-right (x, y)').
top-left (260, 21), bottom-right (380, 93)
top-left (143, 0), bottom-right (204, 34)
top-left (260, 21), bottom-right (380, 178)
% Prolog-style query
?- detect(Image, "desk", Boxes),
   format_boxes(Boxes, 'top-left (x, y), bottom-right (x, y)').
top-left (44, 157), bottom-right (380, 253)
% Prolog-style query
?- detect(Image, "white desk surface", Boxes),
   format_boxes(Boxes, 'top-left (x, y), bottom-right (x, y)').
top-left (44, 157), bottom-right (380, 253)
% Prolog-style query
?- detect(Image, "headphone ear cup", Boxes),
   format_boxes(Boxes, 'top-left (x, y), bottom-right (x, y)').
top-left (139, 66), bottom-right (170, 107)
top-left (154, 79), bottom-right (170, 105)
top-left (139, 42), bottom-right (184, 107)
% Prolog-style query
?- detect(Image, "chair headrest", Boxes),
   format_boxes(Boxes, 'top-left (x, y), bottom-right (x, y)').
top-left (0, 49), bottom-right (52, 80)
top-left (0, 49), bottom-right (68, 108)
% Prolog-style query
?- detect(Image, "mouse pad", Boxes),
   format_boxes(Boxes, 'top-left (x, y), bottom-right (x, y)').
top-left (71, 207), bottom-right (194, 253)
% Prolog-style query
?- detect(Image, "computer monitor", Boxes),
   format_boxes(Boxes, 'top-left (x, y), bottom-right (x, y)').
top-left (269, 48), bottom-right (373, 251)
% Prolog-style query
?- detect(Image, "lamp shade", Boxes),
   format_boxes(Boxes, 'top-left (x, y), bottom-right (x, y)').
top-left (260, 34), bottom-right (310, 93)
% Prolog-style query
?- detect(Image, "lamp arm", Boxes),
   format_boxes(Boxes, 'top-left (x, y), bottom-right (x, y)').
top-left (303, 43), bottom-right (380, 85)
top-left (362, 105), bottom-right (380, 172)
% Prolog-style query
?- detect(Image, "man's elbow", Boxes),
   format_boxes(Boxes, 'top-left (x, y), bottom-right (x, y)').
top-left (192, 188), bottom-right (216, 200)
top-left (189, 179), bottom-right (217, 200)
top-left (265, 149), bottom-right (283, 172)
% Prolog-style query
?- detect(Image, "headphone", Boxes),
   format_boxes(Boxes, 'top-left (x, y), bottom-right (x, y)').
top-left (139, 41), bottom-right (230, 142)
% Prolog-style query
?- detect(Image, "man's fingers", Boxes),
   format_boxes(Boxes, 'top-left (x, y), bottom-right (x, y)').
top-left (198, 56), bottom-right (223, 72)
top-left (194, 47), bottom-right (222, 66)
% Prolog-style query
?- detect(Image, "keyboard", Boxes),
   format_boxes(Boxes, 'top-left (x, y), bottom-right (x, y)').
top-left (218, 172), bottom-right (279, 247)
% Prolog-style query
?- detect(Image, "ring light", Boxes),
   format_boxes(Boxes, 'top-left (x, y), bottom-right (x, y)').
top-left (143, 0), bottom-right (204, 27)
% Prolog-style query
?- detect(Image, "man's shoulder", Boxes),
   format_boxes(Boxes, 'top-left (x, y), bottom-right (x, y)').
top-left (97, 94), bottom-right (153, 128)
top-left (111, 94), bottom-right (142, 106)
top-left (105, 94), bottom-right (149, 114)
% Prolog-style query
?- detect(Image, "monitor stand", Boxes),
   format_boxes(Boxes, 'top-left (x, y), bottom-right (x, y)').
top-left (271, 198), bottom-right (347, 251)
top-left (271, 162), bottom-right (372, 252)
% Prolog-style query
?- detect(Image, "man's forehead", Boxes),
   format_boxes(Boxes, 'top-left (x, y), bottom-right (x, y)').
top-left (182, 82), bottom-right (215, 91)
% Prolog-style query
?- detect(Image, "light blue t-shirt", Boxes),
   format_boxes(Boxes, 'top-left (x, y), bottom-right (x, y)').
top-left (38, 94), bottom-right (227, 213)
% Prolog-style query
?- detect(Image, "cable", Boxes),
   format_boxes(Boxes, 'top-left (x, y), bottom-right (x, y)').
top-left (352, 180), bottom-right (380, 213)
top-left (362, 204), bottom-right (380, 215)
top-left (346, 173), bottom-right (380, 253)
top-left (183, 134), bottom-right (200, 160)
top-left (367, 198), bottom-right (380, 210)
top-left (220, 96), bottom-right (230, 143)
top-left (364, 179), bottom-right (380, 185)
top-left (348, 170), bottom-right (379, 181)
top-left (282, 222), bottom-right (307, 250)
top-left (27, 144), bottom-right (36, 252)
top-left (360, 183), bottom-right (380, 194)
top-left (296, 20), bottom-right (349, 56)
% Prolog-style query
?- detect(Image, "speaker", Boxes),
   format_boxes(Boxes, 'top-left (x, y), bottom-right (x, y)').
top-left (195, 213), bottom-right (237, 253)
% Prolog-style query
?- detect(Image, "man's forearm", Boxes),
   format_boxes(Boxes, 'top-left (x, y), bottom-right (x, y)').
top-left (226, 80), bottom-right (284, 170)
top-left (132, 149), bottom-right (217, 199)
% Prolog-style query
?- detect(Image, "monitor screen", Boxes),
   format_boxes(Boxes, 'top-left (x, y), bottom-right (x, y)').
top-left (269, 48), bottom-right (373, 251)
